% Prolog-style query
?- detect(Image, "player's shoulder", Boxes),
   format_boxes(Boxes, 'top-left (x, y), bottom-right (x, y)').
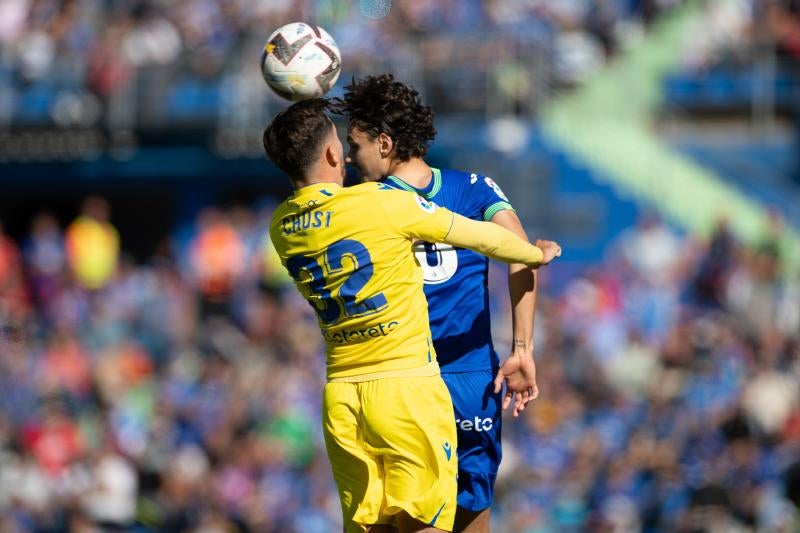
top-left (338, 182), bottom-right (414, 217)
top-left (356, 181), bottom-right (443, 219)
top-left (268, 204), bottom-right (290, 249)
top-left (439, 167), bottom-right (483, 184)
top-left (268, 198), bottom-right (292, 234)
top-left (343, 181), bottom-right (397, 196)
top-left (269, 197), bottom-right (291, 223)
top-left (349, 181), bottom-right (425, 204)
top-left (459, 169), bottom-right (510, 204)
top-left (438, 167), bottom-right (489, 194)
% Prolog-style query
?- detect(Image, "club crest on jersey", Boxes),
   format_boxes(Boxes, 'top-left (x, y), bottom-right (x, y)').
top-left (415, 195), bottom-right (437, 213)
top-left (484, 177), bottom-right (509, 201)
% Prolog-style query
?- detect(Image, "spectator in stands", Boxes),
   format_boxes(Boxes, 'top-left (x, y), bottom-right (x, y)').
top-left (65, 196), bottom-right (120, 291)
top-left (0, 219), bottom-right (28, 322)
top-left (764, 0), bottom-right (800, 183)
top-left (765, 0), bottom-right (800, 63)
top-left (23, 212), bottom-right (65, 323)
top-left (187, 207), bottom-right (245, 315)
top-left (692, 217), bottom-right (736, 309)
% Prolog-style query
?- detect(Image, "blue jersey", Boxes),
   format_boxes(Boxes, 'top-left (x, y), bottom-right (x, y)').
top-left (383, 167), bottom-right (515, 373)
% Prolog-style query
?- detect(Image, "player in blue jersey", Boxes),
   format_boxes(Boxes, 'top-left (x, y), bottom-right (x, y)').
top-left (334, 75), bottom-right (543, 532)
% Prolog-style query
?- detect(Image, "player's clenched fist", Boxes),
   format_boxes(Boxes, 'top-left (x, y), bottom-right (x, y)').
top-left (535, 239), bottom-right (562, 265)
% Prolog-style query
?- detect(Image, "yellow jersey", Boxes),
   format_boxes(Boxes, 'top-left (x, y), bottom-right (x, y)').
top-left (270, 182), bottom-right (454, 379)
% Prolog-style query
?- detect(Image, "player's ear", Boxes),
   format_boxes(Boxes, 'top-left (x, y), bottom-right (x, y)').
top-left (324, 142), bottom-right (341, 168)
top-left (378, 132), bottom-right (393, 158)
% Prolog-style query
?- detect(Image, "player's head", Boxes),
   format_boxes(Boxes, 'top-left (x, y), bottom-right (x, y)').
top-left (263, 98), bottom-right (345, 186)
top-left (332, 74), bottom-right (436, 182)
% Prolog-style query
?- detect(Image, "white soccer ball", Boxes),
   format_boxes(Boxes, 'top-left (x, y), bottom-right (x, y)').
top-left (261, 22), bottom-right (342, 101)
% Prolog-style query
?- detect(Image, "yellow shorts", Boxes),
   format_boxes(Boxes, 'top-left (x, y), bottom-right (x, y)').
top-left (323, 374), bottom-right (458, 532)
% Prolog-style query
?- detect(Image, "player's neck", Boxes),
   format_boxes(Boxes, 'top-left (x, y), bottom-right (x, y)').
top-left (387, 158), bottom-right (431, 189)
top-left (292, 167), bottom-right (343, 190)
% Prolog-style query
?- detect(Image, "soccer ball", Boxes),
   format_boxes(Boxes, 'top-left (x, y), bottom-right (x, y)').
top-left (261, 22), bottom-right (342, 101)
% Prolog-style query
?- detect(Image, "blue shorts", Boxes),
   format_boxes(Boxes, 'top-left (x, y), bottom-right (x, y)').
top-left (441, 370), bottom-right (502, 512)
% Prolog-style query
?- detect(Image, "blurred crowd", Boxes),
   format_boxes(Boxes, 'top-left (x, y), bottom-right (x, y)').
top-left (1, 0), bottom-right (797, 128)
top-left (1, 196), bottom-right (333, 532)
top-left (0, 0), bottom-right (682, 126)
top-left (0, 194), bottom-right (799, 532)
top-left (496, 212), bottom-right (800, 532)
top-left (678, 0), bottom-right (800, 71)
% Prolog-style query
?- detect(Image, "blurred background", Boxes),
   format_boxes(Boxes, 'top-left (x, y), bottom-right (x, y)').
top-left (0, 0), bottom-right (799, 531)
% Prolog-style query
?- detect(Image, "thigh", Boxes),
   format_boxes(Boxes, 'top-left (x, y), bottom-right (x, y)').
top-left (441, 370), bottom-right (502, 512)
top-left (323, 382), bottom-right (387, 532)
top-left (360, 375), bottom-right (458, 531)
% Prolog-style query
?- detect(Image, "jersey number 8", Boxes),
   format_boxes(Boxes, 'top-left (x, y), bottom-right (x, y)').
top-left (414, 242), bottom-right (458, 285)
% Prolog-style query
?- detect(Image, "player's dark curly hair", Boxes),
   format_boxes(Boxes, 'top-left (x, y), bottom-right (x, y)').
top-left (263, 98), bottom-right (333, 179)
top-left (332, 74), bottom-right (436, 161)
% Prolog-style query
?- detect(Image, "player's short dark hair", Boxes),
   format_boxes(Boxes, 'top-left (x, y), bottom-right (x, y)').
top-left (332, 74), bottom-right (435, 161)
top-left (263, 98), bottom-right (333, 179)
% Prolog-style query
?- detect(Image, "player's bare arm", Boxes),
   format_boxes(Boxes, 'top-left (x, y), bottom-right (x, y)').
top-left (489, 208), bottom-right (539, 417)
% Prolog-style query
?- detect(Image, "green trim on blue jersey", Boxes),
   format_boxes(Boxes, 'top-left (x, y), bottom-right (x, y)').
top-left (427, 168), bottom-right (442, 198)
top-left (385, 168), bottom-right (442, 200)
top-left (385, 175), bottom-right (416, 193)
top-left (483, 201), bottom-right (515, 221)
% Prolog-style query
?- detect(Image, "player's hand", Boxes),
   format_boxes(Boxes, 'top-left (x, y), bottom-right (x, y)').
top-left (493, 352), bottom-right (538, 417)
top-left (535, 239), bottom-right (561, 265)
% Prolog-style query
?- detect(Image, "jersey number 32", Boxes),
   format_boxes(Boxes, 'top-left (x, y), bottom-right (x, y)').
top-left (286, 239), bottom-right (388, 325)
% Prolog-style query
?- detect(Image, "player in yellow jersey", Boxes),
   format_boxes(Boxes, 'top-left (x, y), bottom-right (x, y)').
top-left (263, 99), bottom-right (561, 533)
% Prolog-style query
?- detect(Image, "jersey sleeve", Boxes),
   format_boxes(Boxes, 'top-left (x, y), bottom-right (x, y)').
top-left (379, 189), bottom-right (454, 242)
top-left (465, 174), bottom-right (515, 221)
top-left (443, 213), bottom-right (543, 267)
